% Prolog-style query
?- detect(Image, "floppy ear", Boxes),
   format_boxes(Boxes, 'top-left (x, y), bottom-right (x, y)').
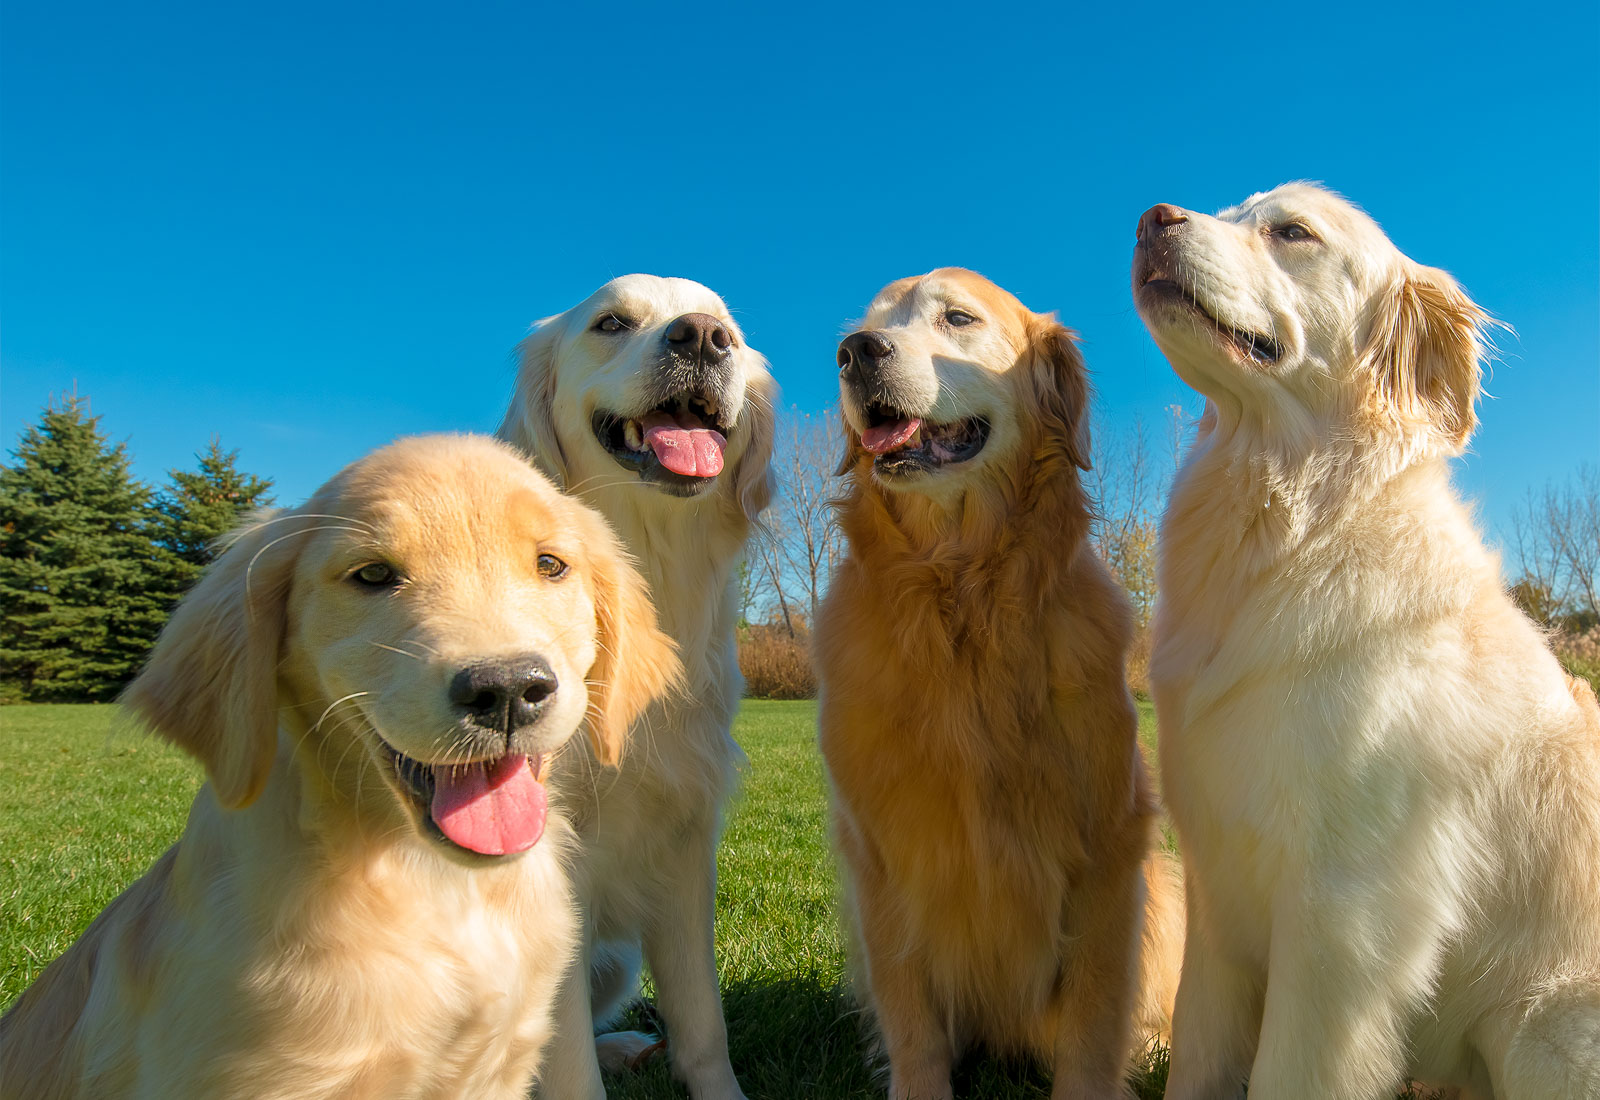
top-left (120, 511), bottom-right (299, 809)
top-left (499, 317), bottom-right (569, 485)
top-left (1361, 264), bottom-right (1489, 451)
top-left (578, 513), bottom-right (681, 766)
top-left (732, 365), bottom-right (778, 523)
top-left (1026, 315), bottom-right (1093, 471)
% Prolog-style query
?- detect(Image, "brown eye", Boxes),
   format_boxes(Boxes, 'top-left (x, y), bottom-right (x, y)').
top-left (1273, 223), bottom-right (1315, 241)
top-left (352, 562), bottom-right (399, 588)
top-left (536, 553), bottom-right (569, 579)
top-left (945, 309), bottom-right (978, 327)
top-left (593, 313), bottom-right (630, 333)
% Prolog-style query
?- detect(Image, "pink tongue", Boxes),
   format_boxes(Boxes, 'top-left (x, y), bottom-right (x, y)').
top-left (430, 754), bottom-right (548, 856)
top-left (860, 418), bottom-right (922, 455)
top-left (640, 410), bottom-right (726, 477)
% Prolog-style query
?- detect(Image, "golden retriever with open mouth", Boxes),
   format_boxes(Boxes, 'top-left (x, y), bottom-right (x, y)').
top-left (1135, 183), bottom-right (1600, 1099)
top-left (817, 269), bottom-right (1184, 1100)
top-left (0, 434), bottom-right (677, 1100)
top-left (500, 275), bottom-right (776, 1100)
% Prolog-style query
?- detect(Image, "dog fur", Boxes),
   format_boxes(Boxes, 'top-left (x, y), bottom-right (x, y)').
top-left (817, 268), bottom-right (1183, 1100)
top-left (1135, 183), bottom-right (1600, 1099)
top-left (500, 274), bottom-right (776, 1100)
top-left (0, 434), bottom-right (677, 1100)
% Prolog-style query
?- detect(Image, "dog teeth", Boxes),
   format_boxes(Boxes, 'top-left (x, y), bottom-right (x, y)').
top-left (908, 428), bottom-right (923, 447)
top-left (702, 396), bottom-right (718, 419)
top-left (623, 420), bottom-right (646, 452)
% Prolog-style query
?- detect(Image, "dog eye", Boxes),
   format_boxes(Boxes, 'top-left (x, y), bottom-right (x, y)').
top-left (536, 553), bottom-right (570, 580)
top-left (352, 562), bottom-right (400, 588)
top-left (593, 313), bottom-right (632, 333)
top-left (945, 310), bottom-right (979, 327)
top-left (1273, 223), bottom-right (1316, 241)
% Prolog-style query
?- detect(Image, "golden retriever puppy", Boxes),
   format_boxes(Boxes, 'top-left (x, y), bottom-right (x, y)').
top-left (0, 434), bottom-right (677, 1100)
top-left (817, 268), bottom-right (1184, 1100)
top-left (1135, 183), bottom-right (1600, 1100)
top-left (499, 275), bottom-right (776, 1100)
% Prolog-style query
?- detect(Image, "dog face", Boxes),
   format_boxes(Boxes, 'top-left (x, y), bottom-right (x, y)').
top-left (124, 435), bottom-right (678, 863)
top-left (1132, 182), bottom-right (1489, 454)
top-left (837, 268), bottom-right (1090, 494)
top-left (504, 275), bottom-right (777, 515)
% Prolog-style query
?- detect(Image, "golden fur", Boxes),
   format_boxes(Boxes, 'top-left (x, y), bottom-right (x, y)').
top-left (817, 269), bottom-right (1183, 1100)
top-left (499, 275), bottom-right (776, 1100)
top-left (1136, 183), bottom-right (1600, 1099)
top-left (0, 434), bottom-right (678, 1100)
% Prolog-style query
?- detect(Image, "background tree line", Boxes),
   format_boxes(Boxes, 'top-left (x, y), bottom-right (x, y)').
top-left (1, 395), bottom-right (273, 702)
top-left (3, 395), bottom-right (1592, 705)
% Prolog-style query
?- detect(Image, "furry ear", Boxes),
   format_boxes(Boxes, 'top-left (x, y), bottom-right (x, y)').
top-left (577, 512), bottom-right (681, 766)
top-left (1026, 316), bottom-right (1093, 471)
top-left (499, 317), bottom-right (569, 485)
top-left (121, 511), bottom-right (300, 809)
top-left (733, 366), bottom-right (779, 523)
top-left (1361, 265), bottom-right (1489, 452)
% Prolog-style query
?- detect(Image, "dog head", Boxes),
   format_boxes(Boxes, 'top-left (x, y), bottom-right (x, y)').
top-left (1132, 182), bottom-right (1490, 457)
top-left (503, 274), bottom-right (777, 520)
top-left (836, 268), bottom-right (1091, 497)
top-left (123, 434), bottom-right (678, 863)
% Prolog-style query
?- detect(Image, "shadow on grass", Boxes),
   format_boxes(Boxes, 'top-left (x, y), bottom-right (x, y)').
top-left (600, 968), bottom-right (1170, 1100)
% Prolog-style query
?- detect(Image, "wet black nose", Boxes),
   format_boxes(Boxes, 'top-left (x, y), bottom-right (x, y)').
top-left (664, 312), bottom-right (733, 363)
top-left (450, 657), bottom-right (558, 734)
top-left (1136, 203), bottom-right (1188, 242)
top-left (837, 330), bottom-right (895, 385)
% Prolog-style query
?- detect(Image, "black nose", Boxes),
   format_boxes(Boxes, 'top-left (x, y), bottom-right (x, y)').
top-left (449, 657), bottom-right (558, 734)
top-left (1136, 203), bottom-right (1188, 243)
top-left (664, 312), bottom-right (732, 363)
top-left (837, 330), bottom-right (895, 385)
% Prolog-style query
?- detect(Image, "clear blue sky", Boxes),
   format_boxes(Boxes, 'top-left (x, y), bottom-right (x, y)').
top-left (5, 1), bottom-right (1596, 545)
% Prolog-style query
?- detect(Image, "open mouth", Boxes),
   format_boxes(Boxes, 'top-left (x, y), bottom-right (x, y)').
top-left (592, 390), bottom-right (731, 495)
top-left (382, 741), bottom-right (550, 859)
top-left (857, 402), bottom-right (990, 478)
top-left (1138, 269), bottom-right (1282, 364)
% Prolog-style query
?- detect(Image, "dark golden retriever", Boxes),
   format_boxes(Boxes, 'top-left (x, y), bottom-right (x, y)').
top-left (817, 269), bottom-right (1183, 1100)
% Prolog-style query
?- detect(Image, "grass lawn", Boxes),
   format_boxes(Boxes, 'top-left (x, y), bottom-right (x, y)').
top-left (1, 700), bottom-right (1169, 1097)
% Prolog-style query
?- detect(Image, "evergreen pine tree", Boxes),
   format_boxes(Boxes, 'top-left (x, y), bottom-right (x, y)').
top-left (149, 438), bottom-right (275, 606)
top-left (0, 395), bottom-right (170, 701)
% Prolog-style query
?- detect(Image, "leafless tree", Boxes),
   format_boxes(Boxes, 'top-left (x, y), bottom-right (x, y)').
top-left (749, 407), bottom-right (848, 636)
top-left (1512, 464), bottom-right (1600, 624)
top-left (1089, 417), bottom-right (1167, 627)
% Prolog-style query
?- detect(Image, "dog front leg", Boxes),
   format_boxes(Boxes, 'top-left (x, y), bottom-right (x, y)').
top-left (640, 828), bottom-right (746, 1100)
top-left (1163, 899), bottom-right (1261, 1100)
top-left (532, 939), bottom-right (607, 1100)
top-left (1246, 892), bottom-right (1436, 1100)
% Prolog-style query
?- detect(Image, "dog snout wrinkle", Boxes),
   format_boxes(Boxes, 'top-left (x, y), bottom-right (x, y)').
top-left (1137, 203), bottom-right (1188, 242)
top-left (450, 657), bottom-right (558, 734)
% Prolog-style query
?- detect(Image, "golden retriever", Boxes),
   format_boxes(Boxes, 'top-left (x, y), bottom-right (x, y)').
top-left (1135, 183), bottom-right (1600, 1099)
top-left (816, 268), bottom-right (1184, 1100)
top-left (0, 434), bottom-right (677, 1100)
top-left (499, 275), bottom-right (776, 1100)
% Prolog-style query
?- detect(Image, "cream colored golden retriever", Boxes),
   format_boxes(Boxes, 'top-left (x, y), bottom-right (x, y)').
top-left (0, 434), bottom-right (677, 1100)
top-left (499, 275), bottom-right (776, 1100)
top-left (817, 268), bottom-right (1184, 1100)
top-left (1136, 183), bottom-right (1600, 1099)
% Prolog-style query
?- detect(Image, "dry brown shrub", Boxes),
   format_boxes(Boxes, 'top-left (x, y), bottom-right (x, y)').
top-left (1125, 623), bottom-right (1152, 698)
top-left (1554, 625), bottom-right (1600, 692)
top-left (739, 622), bottom-right (817, 699)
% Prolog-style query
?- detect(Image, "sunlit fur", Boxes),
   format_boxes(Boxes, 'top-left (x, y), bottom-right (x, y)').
top-left (1138, 183), bottom-right (1600, 1100)
top-left (818, 269), bottom-right (1184, 1100)
top-left (0, 435), bottom-right (678, 1100)
top-left (499, 275), bottom-right (776, 1100)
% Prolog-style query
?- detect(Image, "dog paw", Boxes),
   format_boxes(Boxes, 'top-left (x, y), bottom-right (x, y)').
top-left (596, 1030), bottom-right (667, 1073)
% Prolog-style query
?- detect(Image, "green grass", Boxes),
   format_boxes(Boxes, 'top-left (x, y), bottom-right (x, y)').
top-left (0, 700), bottom-right (1173, 1097)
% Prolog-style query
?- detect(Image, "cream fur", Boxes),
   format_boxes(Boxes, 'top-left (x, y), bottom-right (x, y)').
top-left (0, 435), bottom-right (678, 1100)
top-left (1135, 183), bottom-right (1600, 1099)
top-left (499, 275), bottom-right (776, 1100)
